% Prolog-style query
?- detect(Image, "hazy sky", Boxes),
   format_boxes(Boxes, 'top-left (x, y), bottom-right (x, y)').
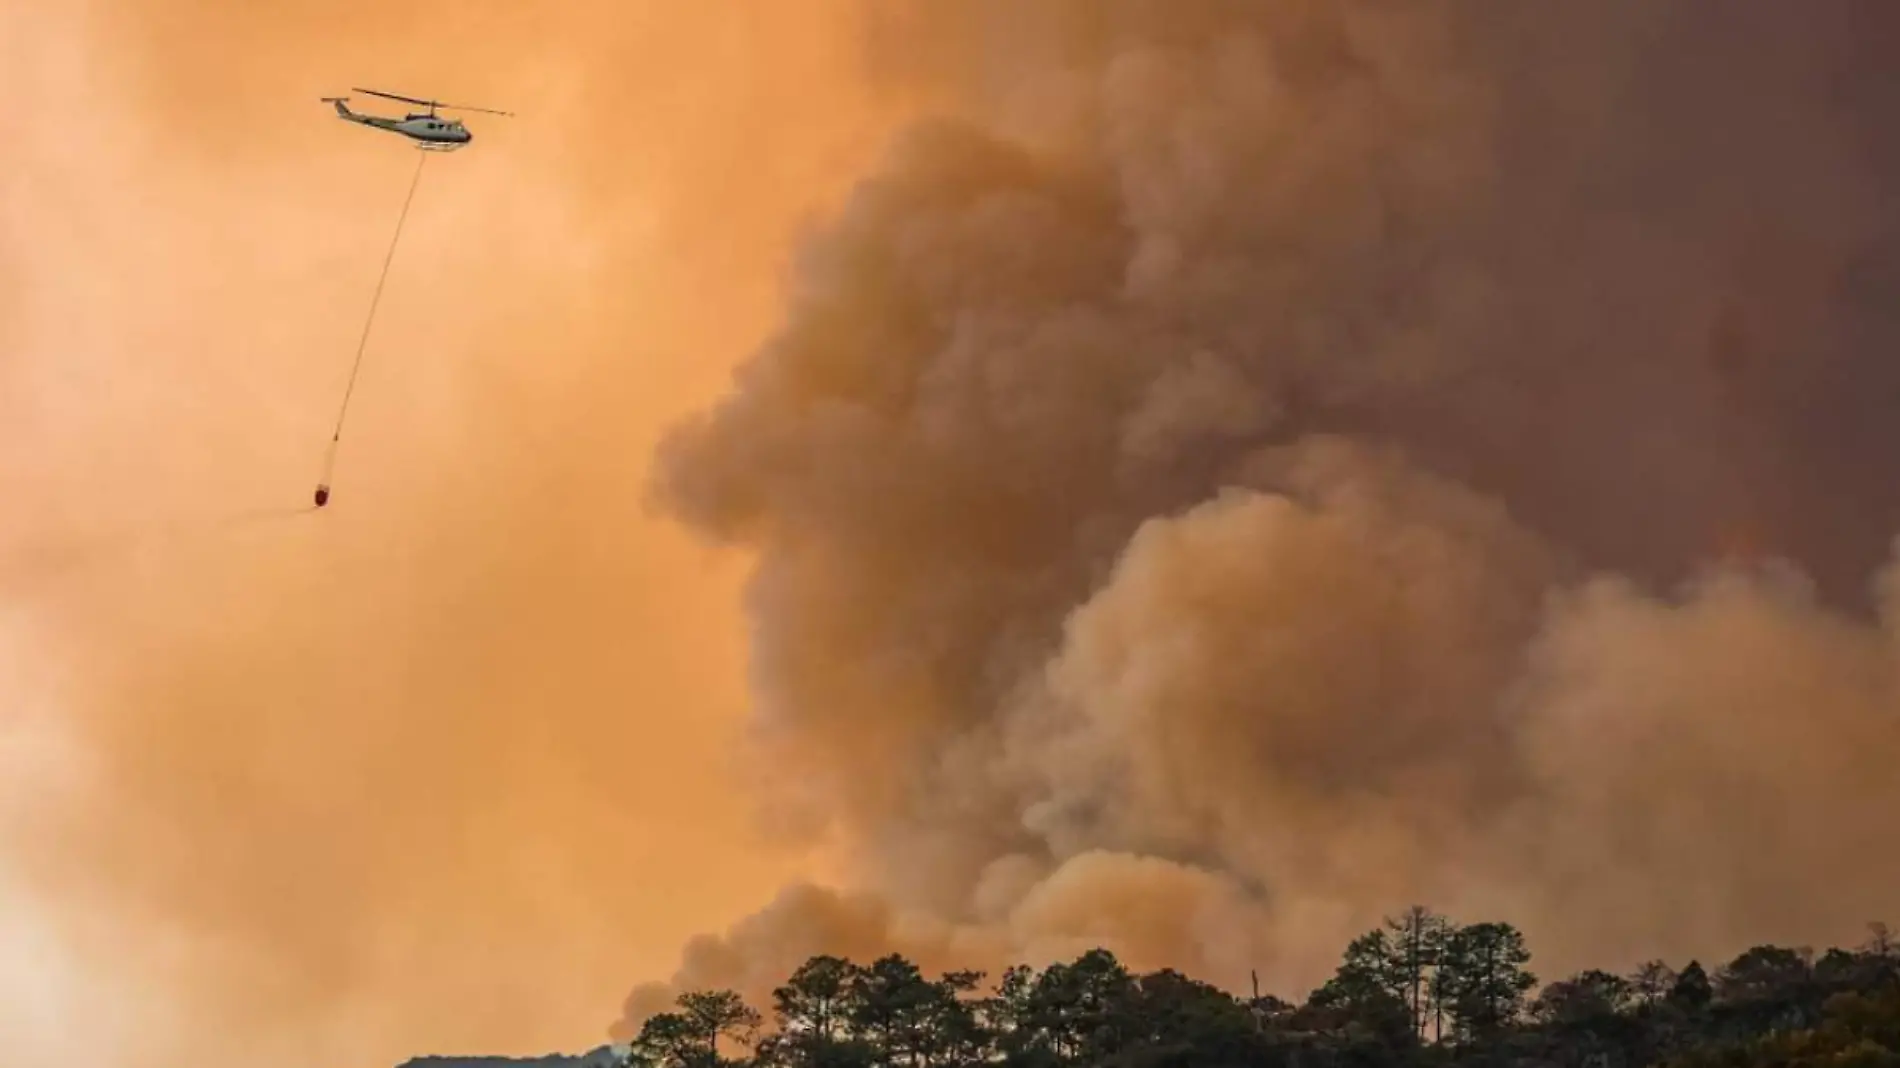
top-left (1, 3), bottom-right (924, 1065)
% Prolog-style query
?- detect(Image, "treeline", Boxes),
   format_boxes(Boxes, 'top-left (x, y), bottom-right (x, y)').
top-left (621, 909), bottom-right (1900, 1068)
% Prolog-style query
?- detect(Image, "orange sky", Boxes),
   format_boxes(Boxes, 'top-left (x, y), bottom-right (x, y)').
top-left (18, 5), bottom-right (1900, 1066)
top-left (0, 4), bottom-right (927, 1065)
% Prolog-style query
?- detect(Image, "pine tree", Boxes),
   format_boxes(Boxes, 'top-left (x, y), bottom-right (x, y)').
top-left (1437, 922), bottom-right (1537, 1041)
top-left (1383, 905), bottom-right (1454, 1040)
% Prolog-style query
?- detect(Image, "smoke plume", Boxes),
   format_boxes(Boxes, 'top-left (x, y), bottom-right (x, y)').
top-left (627, 0), bottom-right (1900, 1034)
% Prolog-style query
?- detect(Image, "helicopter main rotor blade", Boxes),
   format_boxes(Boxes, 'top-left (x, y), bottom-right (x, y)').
top-left (351, 87), bottom-right (514, 116)
top-left (354, 87), bottom-right (437, 108)
top-left (435, 103), bottom-right (515, 116)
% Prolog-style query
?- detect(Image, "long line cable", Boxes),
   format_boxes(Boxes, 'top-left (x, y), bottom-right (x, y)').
top-left (316, 149), bottom-right (429, 505)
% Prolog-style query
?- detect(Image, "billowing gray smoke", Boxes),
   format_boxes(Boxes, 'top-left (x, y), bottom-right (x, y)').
top-left (622, 0), bottom-right (1900, 1036)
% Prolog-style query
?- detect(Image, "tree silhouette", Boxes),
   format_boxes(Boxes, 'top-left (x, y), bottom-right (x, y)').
top-left (1670, 962), bottom-right (1714, 1014)
top-left (1384, 905), bottom-right (1455, 1040)
top-left (631, 991), bottom-right (761, 1068)
top-left (1437, 921), bottom-right (1537, 1041)
top-left (619, 914), bottom-right (1900, 1068)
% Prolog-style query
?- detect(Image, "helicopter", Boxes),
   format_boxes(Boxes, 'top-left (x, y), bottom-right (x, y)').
top-left (321, 87), bottom-right (512, 150)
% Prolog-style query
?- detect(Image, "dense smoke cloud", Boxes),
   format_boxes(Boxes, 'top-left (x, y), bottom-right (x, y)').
top-left (629, 0), bottom-right (1900, 1034)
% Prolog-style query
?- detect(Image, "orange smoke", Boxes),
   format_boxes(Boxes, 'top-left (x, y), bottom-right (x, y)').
top-left (13, 5), bottom-right (1900, 1068)
top-left (625, 0), bottom-right (1900, 1037)
top-left (1, 3), bottom-right (924, 1066)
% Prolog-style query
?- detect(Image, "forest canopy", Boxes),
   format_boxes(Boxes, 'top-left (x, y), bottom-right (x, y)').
top-left (619, 911), bottom-right (1900, 1068)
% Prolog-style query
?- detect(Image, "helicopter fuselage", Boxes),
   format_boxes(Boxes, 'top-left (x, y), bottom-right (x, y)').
top-left (328, 98), bottom-right (472, 148)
